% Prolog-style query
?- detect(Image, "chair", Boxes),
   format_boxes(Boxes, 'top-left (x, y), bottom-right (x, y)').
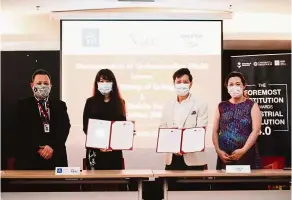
top-left (262, 156), bottom-right (285, 169)
top-left (261, 156), bottom-right (286, 190)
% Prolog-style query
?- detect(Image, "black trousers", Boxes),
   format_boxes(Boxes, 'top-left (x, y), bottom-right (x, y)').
top-left (165, 155), bottom-right (208, 191)
top-left (165, 154), bottom-right (207, 170)
top-left (86, 149), bottom-right (123, 170)
top-left (84, 149), bottom-right (127, 191)
top-left (143, 155), bottom-right (208, 200)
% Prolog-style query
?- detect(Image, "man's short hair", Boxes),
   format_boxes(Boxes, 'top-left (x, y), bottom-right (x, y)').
top-left (172, 68), bottom-right (193, 82)
top-left (32, 69), bottom-right (51, 82)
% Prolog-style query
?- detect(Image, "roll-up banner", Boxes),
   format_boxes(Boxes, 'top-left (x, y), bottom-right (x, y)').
top-left (231, 53), bottom-right (291, 166)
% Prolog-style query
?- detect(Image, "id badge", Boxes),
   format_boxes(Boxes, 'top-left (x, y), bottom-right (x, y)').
top-left (44, 123), bottom-right (50, 133)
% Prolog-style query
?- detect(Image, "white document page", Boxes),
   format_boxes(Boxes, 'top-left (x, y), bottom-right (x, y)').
top-left (110, 121), bottom-right (134, 150)
top-left (181, 127), bottom-right (205, 152)
top-left (86, 119), bottom-right (111, 149)
top-left (157, 129), bottom-right (182, 153)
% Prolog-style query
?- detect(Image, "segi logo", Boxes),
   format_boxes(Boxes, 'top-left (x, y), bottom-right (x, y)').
top-left (237, 62), bottom-right (251, 67)
top-left (237, 62), bottom-right (241, 68)
top-left (82, 29), bottom-right (99, 47)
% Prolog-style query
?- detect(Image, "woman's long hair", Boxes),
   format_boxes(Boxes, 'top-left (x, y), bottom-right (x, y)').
top-left (93, 69), bottom-right (126, 117)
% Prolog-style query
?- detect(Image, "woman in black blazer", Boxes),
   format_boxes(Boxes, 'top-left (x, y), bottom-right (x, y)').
top-left (83, 69), bottom-right (126, 170)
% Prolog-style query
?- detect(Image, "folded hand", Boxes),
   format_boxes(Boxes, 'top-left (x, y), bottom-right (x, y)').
top-left (230, 148), bottom-right (246, 161)
top-left (38, 145), bottom-right (53, 160)
top-left (100, 148), bottom-right (112, 152)
top-left (217, 150), bottom-right (231, 163)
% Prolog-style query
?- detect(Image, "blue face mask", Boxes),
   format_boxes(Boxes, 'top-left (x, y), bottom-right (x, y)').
top-left (174, 83), bottom-right (190, 96)
top-left (97, 82), bottom-right (113, 95)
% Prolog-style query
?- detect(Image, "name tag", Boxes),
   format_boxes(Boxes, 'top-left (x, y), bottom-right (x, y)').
top-left (55, 167), bottom-right (81, 175)
top-left (225, 165), bottom-right (251, 173)
top-left (44, 124), bottom-right (50, 133)
top-left (149, 177), bottom-right (155, 181)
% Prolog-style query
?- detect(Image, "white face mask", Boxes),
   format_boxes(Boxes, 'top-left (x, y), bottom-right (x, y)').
top-left (33, 84), bottom-right (51, 100)
top-left (98, 82), bottom-right (113, 95)
top-left (174, 83), bottom-right (190, 96)
top-left (228, 86), bottom-right (243, 98)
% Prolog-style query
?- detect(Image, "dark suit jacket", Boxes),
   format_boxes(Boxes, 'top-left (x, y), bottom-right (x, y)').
top-left (14, 97), bottom-right (71, 170)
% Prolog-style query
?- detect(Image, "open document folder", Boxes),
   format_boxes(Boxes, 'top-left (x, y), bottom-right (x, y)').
top-left (156, 127), bottom-right (205, 153)
top-left (86, 119), bottom-right (135, 150)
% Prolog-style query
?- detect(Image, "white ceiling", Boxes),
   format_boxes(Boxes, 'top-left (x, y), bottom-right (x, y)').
top-left (1, 0), bottom-right (291, 14)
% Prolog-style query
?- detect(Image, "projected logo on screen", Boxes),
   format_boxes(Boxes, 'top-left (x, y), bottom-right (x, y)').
top-left (129, 33), bottom-right (157, 46)
top-left (82, 29), bottom-right (99, 47)
top-left (180, 33), bottom-right (202, 47)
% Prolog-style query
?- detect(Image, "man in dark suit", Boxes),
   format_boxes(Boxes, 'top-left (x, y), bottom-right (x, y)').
top-left (15, 69), bottom-right (71, 170)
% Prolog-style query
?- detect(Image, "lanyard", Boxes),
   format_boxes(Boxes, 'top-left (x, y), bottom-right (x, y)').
top-left (37, 101), bottom-right (50, 122)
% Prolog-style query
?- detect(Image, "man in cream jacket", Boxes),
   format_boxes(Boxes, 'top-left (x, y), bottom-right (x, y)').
top-left (160, 68), bottom-right (208, 170)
